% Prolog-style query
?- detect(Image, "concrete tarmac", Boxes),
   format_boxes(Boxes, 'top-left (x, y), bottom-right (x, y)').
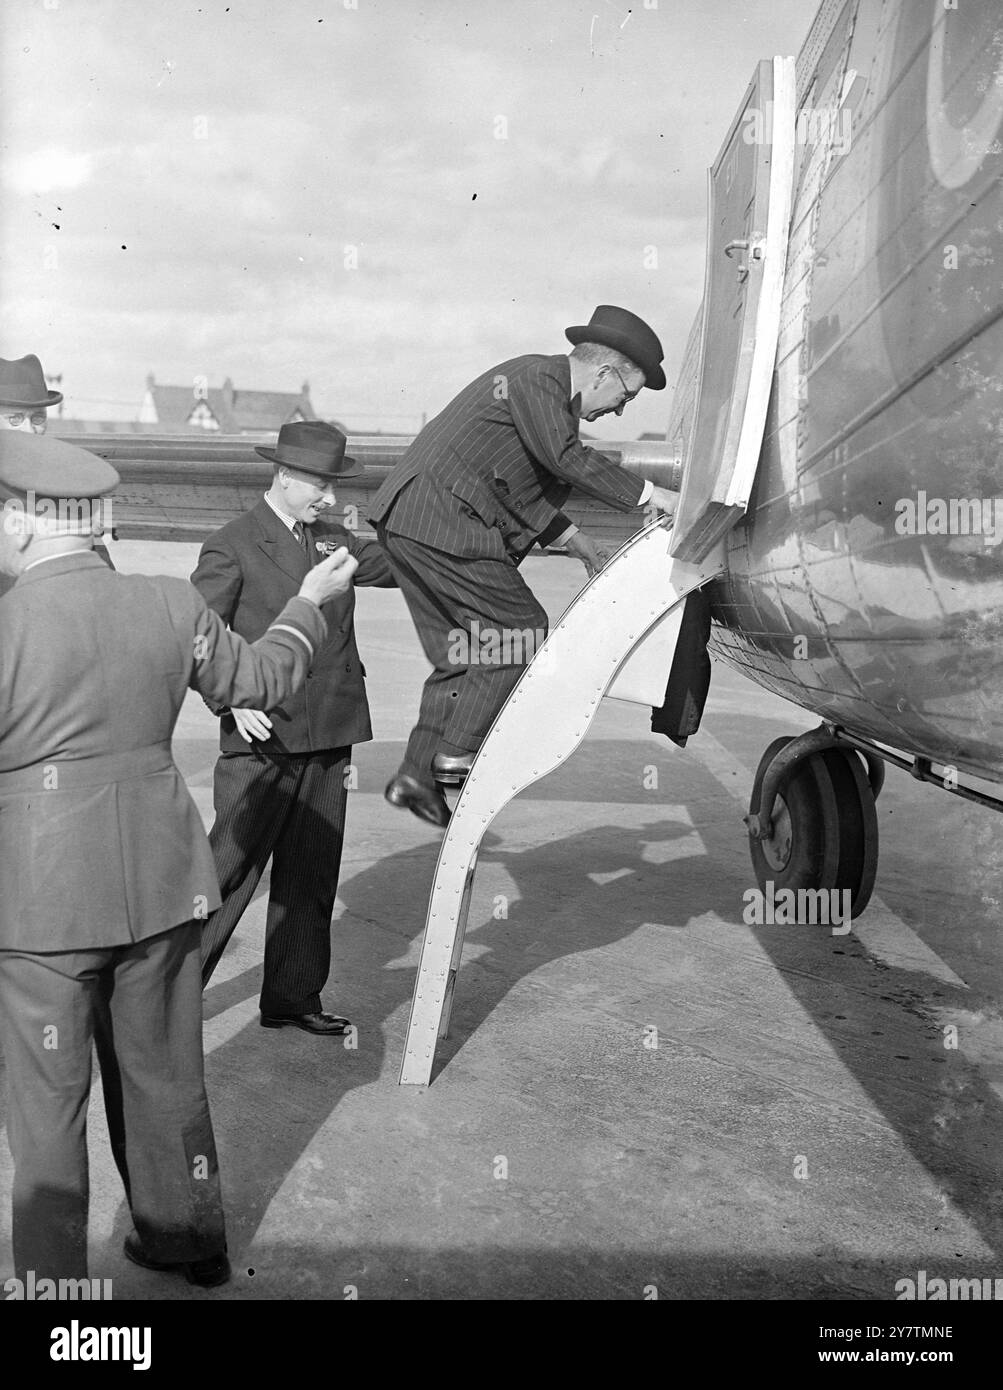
top-left (1, 539), bottom-right (1001, 1300)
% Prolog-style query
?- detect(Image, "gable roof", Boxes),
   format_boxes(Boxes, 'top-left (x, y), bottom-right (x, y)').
top-left (143, 375), bottom-right (324, 433)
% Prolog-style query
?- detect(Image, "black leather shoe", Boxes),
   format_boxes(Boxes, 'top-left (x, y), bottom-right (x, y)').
top-left (123, 1230), bottom-right (231, 1288)
top-left (384, 773), bottom-right (450, 827)
top-left (260, 1010), bottom-right (351, 1035)
top-left (432, 752), bottom-right (475, 786)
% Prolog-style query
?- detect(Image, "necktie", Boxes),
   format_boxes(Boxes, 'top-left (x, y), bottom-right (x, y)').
top-left (292, 521), bottom-right (309, 553)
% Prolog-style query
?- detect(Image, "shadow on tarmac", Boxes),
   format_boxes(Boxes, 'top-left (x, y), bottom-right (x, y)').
top-left (2, 734), bottom-right (1001, 1293)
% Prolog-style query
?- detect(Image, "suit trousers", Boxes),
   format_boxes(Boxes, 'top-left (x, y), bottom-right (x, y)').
top-left (376, 525), bottom-right (549, 786)
top-left (0, 922), bottom-right (225, 1280)
top-left (200, 746), bottom-right (351, 1014)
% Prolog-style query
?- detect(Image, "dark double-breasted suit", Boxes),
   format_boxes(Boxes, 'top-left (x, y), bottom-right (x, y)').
top-left (0, 549), bottom-right (327, 1278)
top-left (367, 353), bottom-right (646, 782)
top-left (190, 499), bottom-right (394, 1012)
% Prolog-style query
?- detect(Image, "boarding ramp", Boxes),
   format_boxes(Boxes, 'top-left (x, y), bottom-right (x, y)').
top-left (399, 521), bottom-right (725, 1086)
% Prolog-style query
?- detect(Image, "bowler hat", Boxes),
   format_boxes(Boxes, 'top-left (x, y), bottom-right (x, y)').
top-left (255, 420), bottom-right (359, 479)
top-left (0, 430), bottom-right (118, 502)
top-left (0, 354), bottom-right (63, 409)
top-left (565, 305), bottom-right (666, 391)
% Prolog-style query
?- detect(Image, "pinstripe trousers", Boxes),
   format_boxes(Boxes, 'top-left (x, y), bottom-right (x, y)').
top-left (376, 525), bottom-right (548, 787)
top-left (200, 746), bottom-right (351, 1014)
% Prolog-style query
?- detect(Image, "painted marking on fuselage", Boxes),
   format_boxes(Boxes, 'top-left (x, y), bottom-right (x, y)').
top-left (925, 0), bottom-right (1003, 192)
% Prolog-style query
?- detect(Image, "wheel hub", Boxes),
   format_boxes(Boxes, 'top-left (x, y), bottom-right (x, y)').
top-left (761, 795), bottom-right (792, 871)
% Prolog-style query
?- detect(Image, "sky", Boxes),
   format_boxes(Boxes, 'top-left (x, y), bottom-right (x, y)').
top-left (0, 0), bottom-right (812, 439)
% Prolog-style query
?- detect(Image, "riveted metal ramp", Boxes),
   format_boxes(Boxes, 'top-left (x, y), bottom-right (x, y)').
top-left (399, 520), bottom-right (725, 1085)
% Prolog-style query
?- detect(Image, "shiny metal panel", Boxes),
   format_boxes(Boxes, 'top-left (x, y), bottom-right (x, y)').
top-left (710, 0), bottom-right (1003, 781)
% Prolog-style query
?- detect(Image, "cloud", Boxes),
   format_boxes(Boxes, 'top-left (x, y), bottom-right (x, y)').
top-left (3, 147), bottom-right (93, 194)
top-left (0, 0), bottom-right (814, 438)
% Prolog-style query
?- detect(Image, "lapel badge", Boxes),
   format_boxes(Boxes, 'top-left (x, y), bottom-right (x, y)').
top-left (315, 539), bottom-right (342, 556)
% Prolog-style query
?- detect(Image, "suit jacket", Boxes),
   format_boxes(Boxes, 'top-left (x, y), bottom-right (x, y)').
top-left (191, 500), bottom-right (395, 754)
top-left (0, 550), bottom-right (326, 950)
top-left (368, 353), bottom-right (645, 561)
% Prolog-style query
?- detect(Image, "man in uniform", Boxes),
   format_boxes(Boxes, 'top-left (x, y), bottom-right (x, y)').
top-left (0, 430), bottom-right (357, 1286)
top-left (368, 305), bottom-right (678, 827)
top-left (191, 420), bottom-right (395, 1036)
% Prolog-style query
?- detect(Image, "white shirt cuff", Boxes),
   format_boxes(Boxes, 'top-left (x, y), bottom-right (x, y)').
top-left (637, 479), bottom-right (654, 505)
top-left (554, 524), bottom-right (579, 547)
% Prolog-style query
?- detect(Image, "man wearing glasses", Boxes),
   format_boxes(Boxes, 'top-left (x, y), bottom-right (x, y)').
top-left (0, 354), bottom-right (61, 434)
top-left (369, 304), bottom-right (678, 827)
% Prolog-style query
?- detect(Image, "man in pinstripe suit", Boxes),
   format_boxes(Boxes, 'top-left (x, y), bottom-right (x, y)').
top-left (191, 422), bottom-right (395, 1036)
top-left (369, 305), bottom-right (678, 827)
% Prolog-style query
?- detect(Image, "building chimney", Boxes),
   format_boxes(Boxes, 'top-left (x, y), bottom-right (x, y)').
top-left (222, 376), bottom-right (235, 408)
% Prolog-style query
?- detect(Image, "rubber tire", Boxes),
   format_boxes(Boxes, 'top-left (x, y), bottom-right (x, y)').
top-left (748, 741), bottom-right (841, 894)
top-left (819, 747), bottom-right (879, 918)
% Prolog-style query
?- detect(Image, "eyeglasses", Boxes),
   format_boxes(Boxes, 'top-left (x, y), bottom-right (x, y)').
top-left (3, 412), bottom-right (47, 431)
top-left (607, 366), bottom-right (641, 415)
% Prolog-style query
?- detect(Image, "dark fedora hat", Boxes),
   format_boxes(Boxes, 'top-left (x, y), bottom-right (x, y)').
top-left (255, 420), bottom-right (359, 479)
top-left (0, 354), bottom-right (64, 409)
top-left (565, 305), bottom-right (666, 391)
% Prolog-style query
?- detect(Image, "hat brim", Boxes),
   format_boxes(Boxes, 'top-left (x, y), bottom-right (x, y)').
top-left (0, 430), bottom-right (119, 497)
top-left (0, 389), bottom-right (63, 410)
top-left (565, 325), bottom-right (666, 391)
top-left (255, 445), bottom-right (361, 478)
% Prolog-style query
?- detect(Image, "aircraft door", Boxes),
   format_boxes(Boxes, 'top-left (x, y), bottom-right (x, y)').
top-left (670, 56), bottom-right (796, 562)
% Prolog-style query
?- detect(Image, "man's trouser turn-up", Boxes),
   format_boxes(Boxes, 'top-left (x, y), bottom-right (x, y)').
top-left (0, 921), bottom-right (225, 1281)
top-left (376, 525), bottom-right (549, 789)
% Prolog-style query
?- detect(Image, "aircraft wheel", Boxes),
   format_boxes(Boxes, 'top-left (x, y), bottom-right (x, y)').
top-left (748, 739), bottom-right (840, 893)
top-left (819, 748), bottom-right (879, 918)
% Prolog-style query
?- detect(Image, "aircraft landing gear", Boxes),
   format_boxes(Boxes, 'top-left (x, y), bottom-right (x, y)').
top-left (746, 729), bottom-right (881, 919)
